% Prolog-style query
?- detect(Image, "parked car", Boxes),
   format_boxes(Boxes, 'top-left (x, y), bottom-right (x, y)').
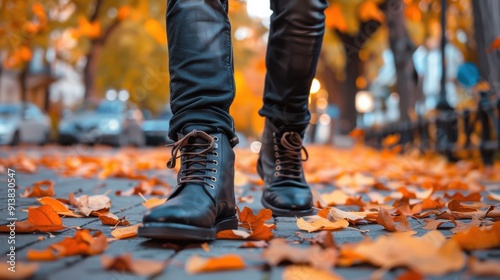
top-left (0, 103), bottom-right (51, 145)
top-left (142, 108), bottom-right (173, 146)
top-left (58, 100), bottom-right (145, 147)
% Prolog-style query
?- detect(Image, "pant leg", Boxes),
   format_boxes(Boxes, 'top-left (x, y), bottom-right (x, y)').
top-left (167, 0), bottom-right (238, 145)
top-left (259, 0), bottom-right (328, 131)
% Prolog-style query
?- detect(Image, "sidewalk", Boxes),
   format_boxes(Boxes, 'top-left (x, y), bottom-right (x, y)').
top-left (0, 145), bottom-right (499, 280)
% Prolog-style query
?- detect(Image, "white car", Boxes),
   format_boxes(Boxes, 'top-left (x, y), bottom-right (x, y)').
top-left (0, 103), bottom-right (51, 145)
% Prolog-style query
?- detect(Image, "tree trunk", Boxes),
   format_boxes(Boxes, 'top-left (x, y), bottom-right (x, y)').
top-left (385, 0), bottom-right (419, 123)
top-left (335, 20), bottom-right (382, 133)
top-left (19, 66), bottom-right (28, 103)
top-left (472, 0), bottom-right (500, 95)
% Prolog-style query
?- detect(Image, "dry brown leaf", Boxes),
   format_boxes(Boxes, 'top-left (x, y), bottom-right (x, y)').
top-left (328, 207), bottom-right (366, 223)
top-left (185, 254), bottom-right (245, 274)
top-left (321, 190), bottom-right (350, 206)
top-left (376, 207), bottom-right (411, 232)
top-left (282, 265), bottom-right (342, 280)
top-left (449, 216), bottom-right (481, 234)
top-left (0, 205), bottom-right (65, 233)
top-left (396, 269), bottom-right (424, 280)
top-left (444, 192), bottom-right (481, 202)
top-left (101, 253), bottom-right (165, 276)
top-left (98, 212), bottom-right (130, 226)
top-left (27, 229), bottom-right (108, 261)
top-left (20, 180), bottom-right (55, 197)
top-left (262, 239), bottom-right (337, 271)
top-left (352, 231), bottom-right (465, 275)
top-left (296, 216), bottom-right (349, 233)
top-left (451, 222), bottom-right (500, 250)
top-left (423, 219), bottom-right (449, 231)
top-left (0, 262), bottom-right (38, 279)
top-left (448, 200), bottom-right (478, 212)
top-left (217, 223), bottom-right (274, 241)
top-left (468, 257), bottom-right (500, 277)
top-left (296, 231), bottom-right (336, 249)
top-left (111, 224), bottom-right (141, 239)
top-left (237, 206), bottom-right (273, 230)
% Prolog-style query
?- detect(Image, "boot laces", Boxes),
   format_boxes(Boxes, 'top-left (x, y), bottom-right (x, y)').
top-left (166, 130), bottom-right (217, 188)
top-left (274, 132), bottom-right (309, 179)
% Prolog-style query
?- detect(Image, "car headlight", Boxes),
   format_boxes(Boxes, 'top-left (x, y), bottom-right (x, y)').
top-left (100, 119), bottom-right (120, 131)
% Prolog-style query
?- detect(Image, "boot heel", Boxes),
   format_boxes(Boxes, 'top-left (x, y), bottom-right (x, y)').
top-left (215, 215), bottom-right (238, 232)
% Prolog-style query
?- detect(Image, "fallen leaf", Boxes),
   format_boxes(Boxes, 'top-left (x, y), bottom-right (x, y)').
top-left (352, 231), bottom-right (465, 275)
top-left (111, 224), bottom-right (141, 239)
top-left (20, 180), bottom-right (55, 197)
top-left (423, 219), bottom-right (450, 231)
top-left (282, 265), bottom-right (342, 280)
top-left (376, 207), bottom-right (411, 232)
top-left (444, 192), bottom-right (481, 202)
top-left (397, 269), bottom-right (424, 280)
top-left (449, 216), bottom-right (481, 234)
top-left (141, 196), bottom-right (168, 209)
top-left (321, 190), bottom-right (350, 206)
top-left (262, 239), bottom-right (337, 271)
top-left (101, 253), bottom-right (166, 276)
top-left (486, 191), bottom-right (500, 202)
top-left (69, 193), bottom-right (111, 216)
top-left (98, 212), bottom-right (130, 226)
top-left (237, 207), bottom-right (272, 230)
top-left (185, 254), bottom-right (245, 274)
top-left (0, 262), bottom-right (38, 279)
top-left (37, 197), bottom-right (82, 217)
top-left (27, 229), bottom-right (108, 261)
top-left (296, 231), bottom-right (336, 249)
top-left (217, 223), bottom-right (274, 240)
top-left (468, 257), bottom-right (500, 277)
top-left (328, 207), bottom-right (366, 223)
top-left (296, 216), bottom-right (349, 233)
top-left (451, 222), bottom-right (500, 250)
top-left (0, 205), bottom-right (65, 233)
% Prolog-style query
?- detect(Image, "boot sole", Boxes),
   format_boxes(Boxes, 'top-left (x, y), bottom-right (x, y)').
top-left (261, 196), bottom-right (314, 217)
top-left (138, 215), bottom-right (238, 241)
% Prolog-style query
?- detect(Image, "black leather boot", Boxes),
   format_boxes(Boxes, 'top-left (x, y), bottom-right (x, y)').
top-left (139, 130), bottom-right (237, 241)
top-left (257, 119), bottom-right (313, 216)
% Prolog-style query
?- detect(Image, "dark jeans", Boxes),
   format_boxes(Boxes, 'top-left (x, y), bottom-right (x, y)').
top-left (167, 0), bottom-right (328, 145)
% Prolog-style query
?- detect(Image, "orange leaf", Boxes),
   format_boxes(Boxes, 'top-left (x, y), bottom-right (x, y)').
top-left (37, 197), bottom-right (82, 217)
top-left (376, 207), bottom-right (411, 232)
top-left (141, 197), bottom-right (167, 209)
top-left (444, 192), bottom-right (481, 202)
top-left (0, 205), bottom-right (65, 233)
top-left (21, 180), bottom-right (55, 197)
top-left (468, 257), bottom-right (500, 277)
top-left (27, 229), bottom-right (108, 261)
top-left (447, 200), bottom-right (477, 212)
top-left (217, 223), bottom-right (274, 241)
top-left (101, 253), bottom-right (165, 276)
top-left (117, 6), bottom-right (131, 20)
top-left (237, 206), bottom-right (272, 230)
top-left (451, 222), bottom-right (500, 250)
top-left (185, 254), bottom-right (245, 274)
top-left (98, 212), bottom-right (130, 226)
top-left (111, 224), bottom-right (141, 239)
top-left (488, 37), bottom-right (500, 53)
top-left (296, 216), bottom-right (349, 233)
top-left (262, 239), bottom-right (336, 271)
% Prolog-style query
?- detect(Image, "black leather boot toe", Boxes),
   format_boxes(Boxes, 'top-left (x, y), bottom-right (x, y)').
top-left (258, 120), bottom-right (313, 217)
top-left (139, 130), bottom-right (237, 241)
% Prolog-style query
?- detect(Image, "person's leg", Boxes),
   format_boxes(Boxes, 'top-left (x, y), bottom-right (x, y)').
top-left (258, 0), bottom-right (328, 216)
top-left (139, 0), bottom-right (238, 241)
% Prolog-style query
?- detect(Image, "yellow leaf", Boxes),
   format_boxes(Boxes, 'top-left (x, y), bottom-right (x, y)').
top-left (296, 217), bottom-right (349, 233)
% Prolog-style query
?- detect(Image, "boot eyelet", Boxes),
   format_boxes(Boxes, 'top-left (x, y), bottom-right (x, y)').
top-left (274, 172), bottom-right (280, 177)
top-left (214, 143), bottom-right (219, 149)
top-left (212, 168), bottom-right (217, 173)
top-left (275, 152), bottom-right (279, 157)
top-left (211, 177), bottom-right (217, 182)
top-left (276, 160), bottom-right (280, 164)
top-left (213, 152), bottom-right (218, 157)
top-left (213, 160), bottom-right (218, 165)
top-left (213, 136), bottom-right (219, 141)
top-left (276, 165), bottom-right (281, 170)
top-left (273, 145), bottom-right (278, 151)
top-left (209, 184), bottom-right (215, 189)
